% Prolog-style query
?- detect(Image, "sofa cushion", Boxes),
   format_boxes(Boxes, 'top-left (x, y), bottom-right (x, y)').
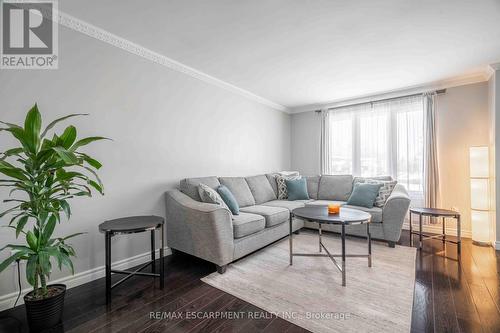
top-left (219, 177), bottom-right (256, 207)
top-left (318, 175), bottom-right (353, 201)
top-left (295, 199), bottom-right (315, 204)
top-left (180, 176), bottom-right (221, 201)
top-left (305, 200), bottom-right (346, 206)
top-left (245, 175), bottom-right (277, 204)
top-left (240, 205), bottom-right (289, 227)
top-left (342, 205), bottom-right (383, 223)
top-left (353, 176), bottom-right (393, 187)
top-left (217, 185), bottom-right (240, 215)
top-left (266, 173), bottom-right (279, 197)
top-left (304, 176), bottom-right (320, 199)
top-left (232, 212), bottom-right (265, 238)
top-left (261, 200), bottom-right (306, 211)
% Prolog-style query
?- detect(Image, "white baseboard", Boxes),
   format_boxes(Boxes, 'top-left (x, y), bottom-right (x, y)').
top-left (494, 241), bottom-right (500, 250)
top-left (0, 247), bottom-right (171, 312)
top-left (402, 222), bottom-right (472, 239)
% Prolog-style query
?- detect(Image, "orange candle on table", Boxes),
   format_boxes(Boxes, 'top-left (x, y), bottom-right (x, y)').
top-left (328, 204), bottom-right (340, 214)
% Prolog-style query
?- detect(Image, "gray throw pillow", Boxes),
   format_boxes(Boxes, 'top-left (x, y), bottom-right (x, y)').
top-left (198, 183), bottom-right (233, 217)
top-left (357, 179), bottom-right (397, 207)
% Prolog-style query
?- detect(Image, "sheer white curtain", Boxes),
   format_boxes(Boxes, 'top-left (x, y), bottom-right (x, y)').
top-left (322, 95), bottom-right (425, 202)
top-left (320, 109), bottom-right (331, 175)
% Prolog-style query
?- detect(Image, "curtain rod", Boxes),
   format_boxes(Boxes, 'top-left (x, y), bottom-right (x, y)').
top-left (315, 89), bottom-right (446, 113)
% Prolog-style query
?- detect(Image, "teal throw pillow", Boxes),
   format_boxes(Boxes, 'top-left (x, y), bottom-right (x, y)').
top-left (286, 177), bottom-right (309, 201)
top-left (346, 183), bottom-right (383, 208)
top-left (217, 185), bottom-right (240, 215)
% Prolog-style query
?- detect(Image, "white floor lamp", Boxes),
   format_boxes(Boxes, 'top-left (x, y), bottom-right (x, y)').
top-left (469, 146), bottom-right (490, 246)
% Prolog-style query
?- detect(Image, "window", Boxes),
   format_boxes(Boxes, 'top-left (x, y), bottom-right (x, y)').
top-left (325, 95), bottom-right (424, 196)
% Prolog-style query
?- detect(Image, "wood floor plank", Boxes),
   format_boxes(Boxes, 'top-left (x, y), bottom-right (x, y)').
top-left (206, 303), bottom-right (255, 333)
top-left (68, 272), bottom-right (195, 332)
top-left (470, 244), bottom-right (500, 314)
top-left (468, 282), bottom-right (500, 333)
top-left (2, 230), bottom-right (500, 333)
top-left (445, 256), bottom-right (483, 333)
top-left (117, 281), bottom-right (214, 333)
top-left (410, 251), bottom-right (434, 333)
top-left (236, 304), bottom-right (277, 333)
top-left (65, 254), bottom-right (212, 331)
top-left (458, 241), bottom-right (500, 333)
top-left (260, 318), bottom-right (294, 333)
top-left (431, 249), bottom-right (461, 332)
top-left (285, 324), bottom-right (312, 333)
top-left (162, 293), bottom-right (236, 333)
top-left (67, 273), bottom-right (187, 331)
top-left (187, 295), bottom-right (251, 333)
top-left (92, 279), bottom-right (210, 333)
top-left (139, 286), bottom-right (227, 332)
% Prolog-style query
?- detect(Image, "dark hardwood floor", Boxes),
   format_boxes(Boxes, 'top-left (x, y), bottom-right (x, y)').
top-left (0, 230), bottom-right (499, 333)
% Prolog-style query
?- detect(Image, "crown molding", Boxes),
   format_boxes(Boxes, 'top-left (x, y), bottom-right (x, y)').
top-left (290, 68), bottom-right (493, 114)
top-left (55, 12), bottom-right (288, 113)
top-left (485, 66), bottom-right (495, 80)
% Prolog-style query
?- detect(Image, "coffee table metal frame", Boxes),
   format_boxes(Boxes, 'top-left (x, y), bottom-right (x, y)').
top-left (289, 207), bottom-right (372, 286)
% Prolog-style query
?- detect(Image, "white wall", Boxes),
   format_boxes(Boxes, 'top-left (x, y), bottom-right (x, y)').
top-left (0, 26), bottom-right (291, 299)
top-left (291, 82), bottom-right (491, 235)
top-left (291, 111), bottom-right (321, 175)
top-left (436, 82), bottom-right (490, 235)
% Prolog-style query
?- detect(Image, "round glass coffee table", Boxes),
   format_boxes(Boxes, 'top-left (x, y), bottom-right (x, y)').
top-left (290, 206), bottom-right (372, 286)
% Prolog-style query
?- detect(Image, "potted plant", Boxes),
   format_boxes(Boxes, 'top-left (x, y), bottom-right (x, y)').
top-left (0, 104), bottom-right (107, 331)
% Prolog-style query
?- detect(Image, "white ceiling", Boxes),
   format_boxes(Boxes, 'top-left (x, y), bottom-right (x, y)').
top-left (63, 0), bottom-right (500, 110)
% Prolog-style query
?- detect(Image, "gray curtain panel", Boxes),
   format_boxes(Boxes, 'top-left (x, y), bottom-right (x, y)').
top-left (423, 93), bottom-right (440, 224)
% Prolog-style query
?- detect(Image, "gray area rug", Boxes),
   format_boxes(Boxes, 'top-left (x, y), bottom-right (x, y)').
top-left (202, 230), bottom-right (416, 333)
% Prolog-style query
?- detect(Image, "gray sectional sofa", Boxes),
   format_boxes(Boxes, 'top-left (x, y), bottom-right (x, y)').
top-left (165, 174), bottom-right (410, 273)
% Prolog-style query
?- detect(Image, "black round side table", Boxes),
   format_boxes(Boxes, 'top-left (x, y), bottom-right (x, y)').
top-left (98, 215), bottom-right (165, 304)
top-left (409, 208), bottom-right (461, 254)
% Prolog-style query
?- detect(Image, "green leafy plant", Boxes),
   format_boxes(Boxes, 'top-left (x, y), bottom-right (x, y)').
top-left (0, 104), bottom-right (108, 299)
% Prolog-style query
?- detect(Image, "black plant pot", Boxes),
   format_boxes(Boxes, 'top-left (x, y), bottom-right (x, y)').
top-left (24, 284), bottom-right (66, 332)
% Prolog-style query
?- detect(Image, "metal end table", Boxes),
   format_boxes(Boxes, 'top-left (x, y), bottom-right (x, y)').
top-left (409, 207), bottom-right (461, 254)
top-left (290, 206), bottom-right (372, 287)
top-left (98, 215), bottom-right (165, 304)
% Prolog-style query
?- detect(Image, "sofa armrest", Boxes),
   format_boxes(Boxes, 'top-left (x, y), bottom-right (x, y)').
top-left (382, 184), bottom-right (411, 242)
top-left (165, 190), bottom-right (234, 266)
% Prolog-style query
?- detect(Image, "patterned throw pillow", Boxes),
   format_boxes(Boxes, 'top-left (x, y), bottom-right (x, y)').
top-left (363, 179), bottom-right (397, 207)
top-left (198, 183), bottom-right (233, 217)
top-left (276, 173), bottom-right (301, 199)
